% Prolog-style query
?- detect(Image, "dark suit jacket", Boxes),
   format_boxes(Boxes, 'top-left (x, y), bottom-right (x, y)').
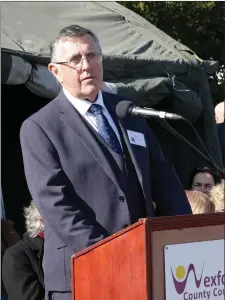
top-left (20, 91), bottom-right (191, 291)
top-left (217, 123), bottom-right (225, 166)
top-left (1, 218), bottom-right (21, 298)
top-left (2, 232), bottom-right (44, 300)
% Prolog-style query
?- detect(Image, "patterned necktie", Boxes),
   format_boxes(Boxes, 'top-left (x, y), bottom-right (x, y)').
top-left (89, 104), bottom-right (122, 154)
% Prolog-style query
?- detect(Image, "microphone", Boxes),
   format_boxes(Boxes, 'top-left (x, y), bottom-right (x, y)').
top-left (116, 100), bottom-right (184, 120)
top-left (115, 101), bottom-right (225, 178)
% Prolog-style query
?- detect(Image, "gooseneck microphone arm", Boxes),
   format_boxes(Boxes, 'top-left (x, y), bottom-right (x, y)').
top-left (115, 100), bottom-right (225, 179)
top-left (158, 119), bottom-right (225, 179)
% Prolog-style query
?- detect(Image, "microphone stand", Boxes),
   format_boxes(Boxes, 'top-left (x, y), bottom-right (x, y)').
top-left (157, 119), bottom-right (225, 179)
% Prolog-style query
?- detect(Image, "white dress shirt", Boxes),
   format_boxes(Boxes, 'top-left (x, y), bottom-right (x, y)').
top-left (63, 88), bottom-right (122, 147)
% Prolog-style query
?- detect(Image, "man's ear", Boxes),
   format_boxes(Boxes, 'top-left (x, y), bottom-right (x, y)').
top-left (48, 63), bottom-right (61, 82)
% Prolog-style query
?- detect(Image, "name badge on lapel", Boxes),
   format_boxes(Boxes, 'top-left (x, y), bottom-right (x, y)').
top-left (127, 130), bottom-right (146, 147)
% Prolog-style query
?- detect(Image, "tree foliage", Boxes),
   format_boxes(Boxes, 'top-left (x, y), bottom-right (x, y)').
top-left (119, 1), bottom-right (225, 104)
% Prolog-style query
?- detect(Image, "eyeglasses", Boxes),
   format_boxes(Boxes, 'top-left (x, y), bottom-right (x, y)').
top-left (53, 53), bottom-right (102, 70)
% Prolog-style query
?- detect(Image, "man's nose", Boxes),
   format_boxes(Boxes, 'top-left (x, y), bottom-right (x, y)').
top-left (198, 186), bottom-right (204, 192)
top-left (81, 57), bottom-right (91, 70)
top-left (201, 186), bottom-right (208, 194)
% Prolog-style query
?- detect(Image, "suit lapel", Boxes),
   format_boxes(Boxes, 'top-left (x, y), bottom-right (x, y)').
top-left (103, 94), bottom-right (150, 198)
top-left (56, 91), bottom-right (125, 194)
top-left (119, 119), bottom-right (144, 188)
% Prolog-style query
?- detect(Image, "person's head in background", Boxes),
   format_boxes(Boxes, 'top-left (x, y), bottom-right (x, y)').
top-left (210, 179), bottom-right (224, 212)
top-left (185, 190), bottom-right (215, 214)
top-left (215, 101), bottom-right (224, 124)
top-left (189, 167), bottom-right (220, 196)
top-left (24, 201), bottom-right (44, 238)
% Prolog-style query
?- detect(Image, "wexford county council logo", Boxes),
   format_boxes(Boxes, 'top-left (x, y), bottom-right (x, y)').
top-left (171, 264), bottom-right (204, 294)
top-left (170, 264), bottom-right (225, 299)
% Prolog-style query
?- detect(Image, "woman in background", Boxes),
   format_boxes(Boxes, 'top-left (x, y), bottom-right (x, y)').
top-left (189, 167), bottom-right (220, 196)
top-left (185, 190), bottom-right (215, 214)
top-left (2, 201), bottom-right (44, 300)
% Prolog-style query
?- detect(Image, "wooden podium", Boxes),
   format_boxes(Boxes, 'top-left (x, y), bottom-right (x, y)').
top-left (71, 213), bottom-right (224, 300)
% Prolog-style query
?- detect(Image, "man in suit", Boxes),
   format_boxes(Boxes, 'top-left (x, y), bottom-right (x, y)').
top-left (20, 25), bottom-right (192, 300)
top-left (215, 101), bottom-right (225, 166)
top-left (217, 122), bottom-right (225, 166)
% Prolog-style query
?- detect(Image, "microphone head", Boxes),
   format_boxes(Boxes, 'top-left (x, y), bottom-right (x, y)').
top-left (116, 100), bottom-right (135, 118)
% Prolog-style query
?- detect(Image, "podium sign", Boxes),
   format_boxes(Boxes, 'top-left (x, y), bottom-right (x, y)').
top-left (164, 240), bottom-right (225, 300)
top-left (72, 213), bottom-right (224, 300)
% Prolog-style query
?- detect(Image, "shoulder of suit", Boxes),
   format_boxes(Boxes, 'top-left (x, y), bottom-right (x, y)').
top-left (23, 92), bottom-right (62, 126)
top-left (102, 91), bottom-right (124, 101)
top-left (102, 92), bottom-right (151, 126)
top-left (31, 91), bottom-right (120, 120)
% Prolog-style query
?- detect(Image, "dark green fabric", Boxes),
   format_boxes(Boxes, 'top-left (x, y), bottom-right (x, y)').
top-left (1, 2), bottom-right (223, 232)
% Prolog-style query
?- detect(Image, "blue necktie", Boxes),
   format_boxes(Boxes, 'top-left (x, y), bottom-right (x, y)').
top-left (89, 104), bottom-right (122, 154)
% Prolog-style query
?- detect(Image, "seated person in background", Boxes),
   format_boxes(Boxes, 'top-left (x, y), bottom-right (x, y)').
top-left (215, 101), bottom-right (225, 166)
top-left (189, 167), bottom-right (220, 196)
top-left (210, 180), bottom-right (224, 212)
top-left (215, 101), bottom-right (224, 124)
top-left (1, 218), bottom-right (21, 300)
top-left (217, 122), bottom-right (225, 166)
top-left (2, 201), bottom-right (44, 300)
top-left (185, 190), bottom-right (215, 214)
top-left (1, 189), bottom-right (21, 253)
top-left (1, 219), bottom-right (21, 253)
top-left (1, 190), bottom-right (21, 300)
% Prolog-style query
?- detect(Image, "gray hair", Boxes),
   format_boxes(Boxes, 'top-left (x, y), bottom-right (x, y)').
top-left (50, 24), bottom-right (101, 62)
top-left (24, 201), bottom-right (44, 238)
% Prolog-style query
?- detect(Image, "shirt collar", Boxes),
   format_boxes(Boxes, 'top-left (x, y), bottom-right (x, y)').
top-left (63, 87), bottom-right (104, 116)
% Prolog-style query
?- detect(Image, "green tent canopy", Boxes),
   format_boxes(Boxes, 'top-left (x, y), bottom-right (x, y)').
top-left (1, 1), bottom-right (222, 232)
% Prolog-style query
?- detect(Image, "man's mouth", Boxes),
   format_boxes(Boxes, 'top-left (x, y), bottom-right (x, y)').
top-left (82, 76), bottom-right (95, 81)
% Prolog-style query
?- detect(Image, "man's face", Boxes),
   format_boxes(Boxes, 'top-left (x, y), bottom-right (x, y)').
top-left (191, 172), bottom-right (215, 196)
top-left (48, 34), bottom-right (103, 101)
